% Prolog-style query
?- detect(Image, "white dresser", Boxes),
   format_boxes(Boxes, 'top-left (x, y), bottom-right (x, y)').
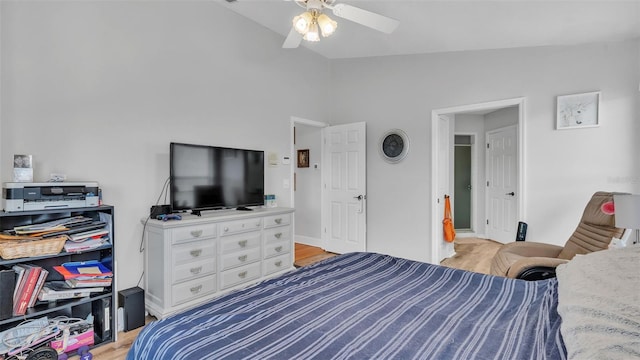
top-left (143, 207), bottom-right (294, 319)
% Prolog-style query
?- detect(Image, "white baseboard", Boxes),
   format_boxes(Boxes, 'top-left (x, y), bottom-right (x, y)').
top-left (455, 232), bottom-right (487, 239)
top-left (295, 235), bottom-right (322, 248)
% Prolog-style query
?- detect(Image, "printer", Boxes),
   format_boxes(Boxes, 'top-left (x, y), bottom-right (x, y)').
top-left (2, 182), bottom-right (99, 212)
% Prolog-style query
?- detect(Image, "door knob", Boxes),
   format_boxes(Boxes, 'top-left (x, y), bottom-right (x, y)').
top-left (354, 195), bottom-right (363, 200)
top-left (506, 192), bottom-right (515, 196)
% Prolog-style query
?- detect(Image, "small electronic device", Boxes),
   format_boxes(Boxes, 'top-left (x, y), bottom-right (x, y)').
top-left (150, 204), bottom-right (171, 218)
top-left (157, 214), bottom-right (181, 221)
top-left (516, 221), bottom-right (528, 241)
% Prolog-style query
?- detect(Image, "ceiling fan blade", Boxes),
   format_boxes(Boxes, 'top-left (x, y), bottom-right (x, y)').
top-left (331, 3), bottom-right (399, 34)
top-left (282, 27), bottom-right (303, 48)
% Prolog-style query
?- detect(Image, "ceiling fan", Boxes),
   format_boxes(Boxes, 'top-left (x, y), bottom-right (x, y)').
top-left (283, 0), bottom-right (399, 48)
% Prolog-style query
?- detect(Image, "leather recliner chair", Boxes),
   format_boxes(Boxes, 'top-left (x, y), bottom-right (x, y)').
top-left (490, 191), bottom-right (626, 280)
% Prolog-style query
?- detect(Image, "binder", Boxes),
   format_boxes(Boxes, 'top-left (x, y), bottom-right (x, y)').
top-left (0, 268), bottom-right (16, 320)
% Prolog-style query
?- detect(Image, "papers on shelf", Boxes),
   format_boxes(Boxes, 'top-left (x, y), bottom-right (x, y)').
top-left (65, 278), bottom-right (112, 288)
top-left (38, 281), bottom-right (104, 301)
top-left (12, 216), bottom-right (92, 235)
top-left (53, 260), bottom-right (113, 281)
top-left (63, 237), bottom-right (108, 253)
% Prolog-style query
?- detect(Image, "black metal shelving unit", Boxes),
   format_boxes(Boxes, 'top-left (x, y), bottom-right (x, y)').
top-left (0, 205), bottom-right (115, 348)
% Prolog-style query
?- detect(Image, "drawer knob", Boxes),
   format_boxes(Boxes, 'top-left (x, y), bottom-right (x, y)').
top-left (224, 227), bottom-right (229, 232)
top-left (238, 271), bottom-right (248, 279)
top-left (238, 240), bottom-right (248, 247)
top-left (190, 229), bottom-right (203, 237)
top-left (275, 246), bottom-right (283, 253)
top-left (190, 266), bottom-right (202, 275)
top-left (238, 255), bottom-right (248, 262)
top-left (190, 285), bottom-right (202, 294)
top-left (274, 232), bottom-right (282, 239)
top-left (256, 222), bottom-right (261, 227)
top-left (274, 218), bottom-right (282, 224)
top-left (275, 261), bottom-right (282, 267)
top-left (190, 249), bottom-right (202, 257)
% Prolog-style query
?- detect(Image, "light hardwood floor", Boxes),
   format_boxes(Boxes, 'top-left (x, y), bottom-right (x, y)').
top-left (88, 244), bottom-right (328, 359)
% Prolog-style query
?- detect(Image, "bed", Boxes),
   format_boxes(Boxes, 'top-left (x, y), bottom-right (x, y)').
top-left (127, 248), bottom-right (640, 360)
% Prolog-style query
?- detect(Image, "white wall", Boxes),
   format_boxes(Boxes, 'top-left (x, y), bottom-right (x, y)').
top-left (294, 123), bottom-right (322, 245)
top-left (1, 1), bottom-right (638, 288)
top-left (328, 40), bottom-right (640, 263)
top-left (485, 106), bottom-right (518, 131)
top-left (0, 1), bottom-right (329, 290)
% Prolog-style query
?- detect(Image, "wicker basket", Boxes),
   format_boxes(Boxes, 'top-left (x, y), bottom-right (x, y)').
top-left (0, 235), bottom-right (67, 260)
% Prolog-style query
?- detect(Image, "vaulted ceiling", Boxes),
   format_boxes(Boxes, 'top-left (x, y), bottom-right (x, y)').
top-left (218, 0), bottom-right (640, 59)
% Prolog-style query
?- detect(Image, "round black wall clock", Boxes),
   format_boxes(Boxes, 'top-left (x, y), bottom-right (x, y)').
top-left (380, 129), bottom-right (409, 163)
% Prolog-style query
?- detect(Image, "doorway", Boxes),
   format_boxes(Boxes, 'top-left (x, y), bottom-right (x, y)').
top-left (454, 135), bottom-right (473, 231)
top-left (290, 117), bottom-right (327, 249)
top-left (431, 97), bottom-right (525, 264)
top-left (289, 118), bottom-right (368, 255)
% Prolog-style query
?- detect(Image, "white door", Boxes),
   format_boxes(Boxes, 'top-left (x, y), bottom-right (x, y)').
top-left (486, 125), bottom-right (518, 243)
top-left (322, 122), bottom-right (367, 254)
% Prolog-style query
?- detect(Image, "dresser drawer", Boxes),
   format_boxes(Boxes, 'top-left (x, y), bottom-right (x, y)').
top-left (264, 254), bottom-right (291, 276)
top-left (220, 262), bottom-right (261, 290)
top-left (264, 241), bottom-right (290, 259)
top-left (173, 258), bottom-right (216, 284)
top-left (264, 227), bottom-right (291, 244)
top-left (172, 223), bottom-right (217, 244)
top-left (219, 233), bottom-right (261, 254)
top-left (172, 274), bottom-right (216, 306)
top-left (220, 247), bottom-right (261, 271)
top-left (172, 240), bottom-right (216, 266)
top-left (263, 213), bottom-right (291, 229)
top-left (220, 218), bottom-right (262, 236)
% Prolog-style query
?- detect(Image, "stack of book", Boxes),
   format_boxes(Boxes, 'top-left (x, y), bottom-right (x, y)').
top-left (45, 260), bottom-right (112, 301)
top-left (12, 264), bottom-right (48, 315)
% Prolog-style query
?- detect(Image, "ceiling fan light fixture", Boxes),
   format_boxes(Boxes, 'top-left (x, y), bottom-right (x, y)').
top-left (293, 11), bottom-right (313, 34)
top-left (303, 21), bottom-right (320, 42)
top-left (317, 13), bottom-right (337, 37)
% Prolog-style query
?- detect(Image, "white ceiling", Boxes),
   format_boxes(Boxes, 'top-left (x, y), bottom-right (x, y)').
top-left (218, 0), bottom-right (640, 59)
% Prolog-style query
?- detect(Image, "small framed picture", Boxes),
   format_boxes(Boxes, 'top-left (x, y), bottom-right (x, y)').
top-left (297, 149), bottom-right (309, 168)
top-left (556, 91), bottom-right (600, 130)
top-left (13, 154), bottom-right (33, 182)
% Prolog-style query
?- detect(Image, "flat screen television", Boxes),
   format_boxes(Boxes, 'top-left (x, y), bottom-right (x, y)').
top-left (170, 142), bottom-right (265, 213)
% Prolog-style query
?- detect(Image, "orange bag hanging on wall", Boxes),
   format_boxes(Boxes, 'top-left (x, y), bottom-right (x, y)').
top-left (443, 195), bottom-right (456, 242)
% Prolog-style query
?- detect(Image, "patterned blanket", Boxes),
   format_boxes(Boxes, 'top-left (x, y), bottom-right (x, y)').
top-left (127, 252), bottom-right (566, 359)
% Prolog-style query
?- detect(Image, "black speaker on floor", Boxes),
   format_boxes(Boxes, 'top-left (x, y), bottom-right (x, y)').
top-left (119, 287), bottom-right (145, 332)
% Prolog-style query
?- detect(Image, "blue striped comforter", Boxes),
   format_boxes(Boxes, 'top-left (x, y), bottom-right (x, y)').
top-left (127, 252), bottom-right (566, 360)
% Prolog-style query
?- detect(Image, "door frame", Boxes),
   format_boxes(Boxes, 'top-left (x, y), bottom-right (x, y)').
top-left (290, 116), bottom-right (329, 249)
top-left (430, 97), bottom-right (526, 264)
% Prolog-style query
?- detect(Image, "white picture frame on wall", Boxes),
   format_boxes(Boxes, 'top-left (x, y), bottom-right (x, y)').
top-left (556, 91), bottom-right (600, 130)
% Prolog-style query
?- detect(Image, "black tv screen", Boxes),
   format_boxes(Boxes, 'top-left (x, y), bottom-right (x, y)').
top-left (170, 142), bottom-right (265, 212)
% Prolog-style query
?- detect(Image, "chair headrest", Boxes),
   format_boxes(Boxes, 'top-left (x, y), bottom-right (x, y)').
top-left (581, 191), bottom-right (619, 227)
